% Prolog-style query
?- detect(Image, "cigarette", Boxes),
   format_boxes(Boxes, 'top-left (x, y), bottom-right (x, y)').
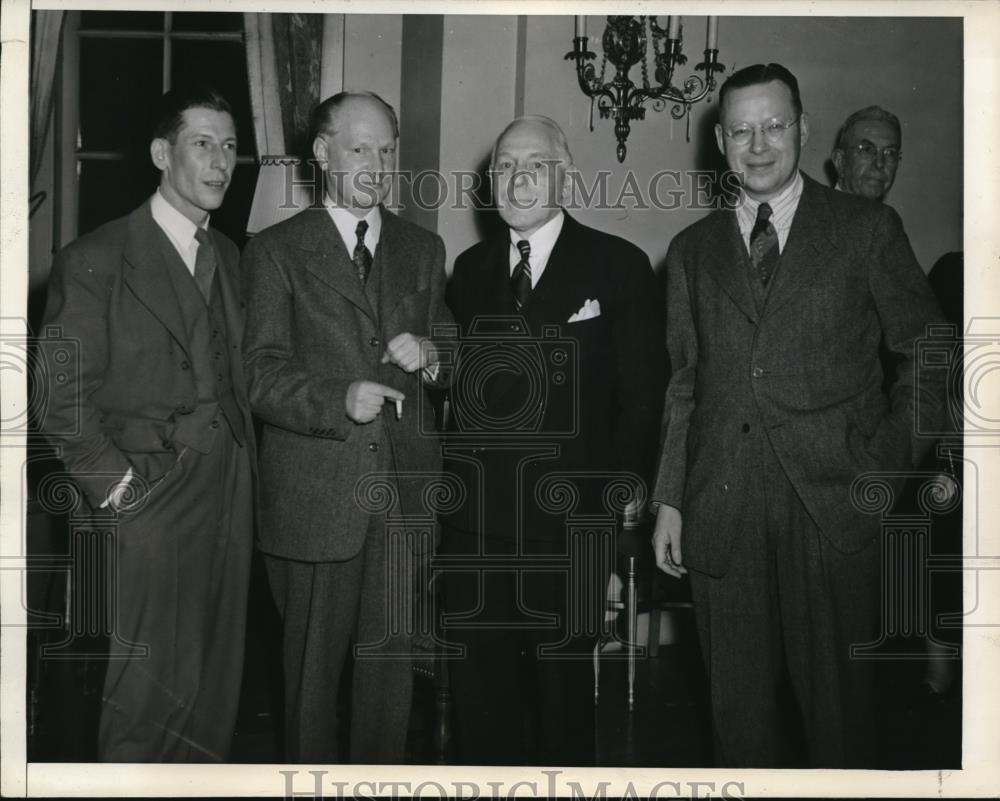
top-left (395, 398), bottom-right (403, 420)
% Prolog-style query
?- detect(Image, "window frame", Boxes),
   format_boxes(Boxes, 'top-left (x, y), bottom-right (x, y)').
top-left (56, 10), bottom-right (254, 248)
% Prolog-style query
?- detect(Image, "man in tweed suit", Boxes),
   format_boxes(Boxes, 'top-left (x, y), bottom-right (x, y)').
top-left (39, 86), bottom-right (254, 761)
top-left (651, 64), bottom-right (945, 767)
top-left (241, 91), bottom-right (452, 764)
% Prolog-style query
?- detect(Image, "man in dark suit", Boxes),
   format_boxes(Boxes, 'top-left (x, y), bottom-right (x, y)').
top-left (241, 91), bottom-right (452, 764)
top-left (442, 116), bottom-right (667, 765)
top-left (651, 64), bottom-right (945, 767)
top-left (38, 86), bottom-right (254, 761)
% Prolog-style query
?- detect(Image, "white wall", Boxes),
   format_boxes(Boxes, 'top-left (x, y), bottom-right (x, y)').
top-left (437, 14), bottom-right (962, 273)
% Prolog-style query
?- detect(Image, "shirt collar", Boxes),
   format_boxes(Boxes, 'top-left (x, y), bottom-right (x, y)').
top-left (736, 171), bottom-right (804, 248)
top-left (325, 201), bottom-right (382, 255)
top-left (508, 210), bottom-right (564, 269)
top-left (150, 188), bottom-right (207, 247)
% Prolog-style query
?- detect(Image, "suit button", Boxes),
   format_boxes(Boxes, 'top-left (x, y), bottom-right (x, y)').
top-left (177, 404), bottom-right (194, 414)
top-left (722, 482), bottom-right (729, 493)
top-left (368, 442), bottom-right (379, 452)
top-left (370, 336), bottom-right (380, 346)
top-left (752, 367), bottom-right (764, 378)
top-left (509, 323), bottom-right (519, 332)
top-left (210, 420), bottom-right (220, 429)
top-left (181, 361), bottom-right (191, 370)
top-left (741, 423), bottom-right (750, 433)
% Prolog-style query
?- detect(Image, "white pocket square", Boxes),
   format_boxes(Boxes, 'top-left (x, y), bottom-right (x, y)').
top-left (568, 299), bottom-right (601, 323)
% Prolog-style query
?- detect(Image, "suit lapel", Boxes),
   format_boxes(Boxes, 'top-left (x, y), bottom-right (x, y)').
top-left (377, 208), bottom-right (420, 323)
top-left (122, 202), bottom-right (191, 355)
top-left (212, 229), bottom-right (245, 356)
top-left (520, 214), bottom-right (585, 325)
top-left (761, 174), bottom-right (837, 318)
top-left (298, 207), bottom-right (376, 322)
top-left (701, 211), bottom-right (759, 324)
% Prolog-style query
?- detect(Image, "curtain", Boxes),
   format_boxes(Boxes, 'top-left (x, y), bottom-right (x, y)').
top-left (243, 13), bottom-right (330, 234)
top-left (243, 12), bottom-right (324, 161)
top-left (30, 10), bottom-right (65, 207)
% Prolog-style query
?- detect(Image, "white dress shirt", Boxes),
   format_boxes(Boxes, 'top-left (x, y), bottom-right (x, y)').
top-left (508, 211), bottom-right (565, 287)
top-left (735, 171), bottom-right (804, 253)
top-left (326, 203), bottom-right (382, 256)
top-left (150, 188), bottom-right (210, 274)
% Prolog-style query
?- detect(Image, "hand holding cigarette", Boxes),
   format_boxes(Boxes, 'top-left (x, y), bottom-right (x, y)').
top-left (345, 380), bottom-right (406, 424)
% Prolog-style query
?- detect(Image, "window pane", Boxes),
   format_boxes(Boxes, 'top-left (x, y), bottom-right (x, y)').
top-left (77, 160), bottom-right (257, 247)
top-left (79, 38), bottom-right (163, 154)
top-left (210, 164), bottom-right (260, 250)
top-left (171, 12), bottom-right (243, 33)
top-left (80, 11), bottom-right (164, 31)
top-left (77, 159), bottom-right (159, 237)
top-left (171, 40), bottom-right (256, 158)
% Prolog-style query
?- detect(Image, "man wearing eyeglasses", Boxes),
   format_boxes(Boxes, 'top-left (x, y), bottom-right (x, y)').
top-left (831, 105), bottom-right (902, 201)
top-left (651, 64), bottom-right (945, 767)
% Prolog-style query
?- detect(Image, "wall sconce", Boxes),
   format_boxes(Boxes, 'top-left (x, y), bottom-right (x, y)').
top-left (566, 15), bottom-right (724, 162)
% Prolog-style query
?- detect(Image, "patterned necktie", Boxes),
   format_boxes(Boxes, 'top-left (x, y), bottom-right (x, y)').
top-left (193, 227), bottom-right (216, 303)
top-left (353, 219), bottom-right (373, 285)
top-left (511, 239), bottom-right (532, 309)
top-left (749, 202), bottom-right (779, 286)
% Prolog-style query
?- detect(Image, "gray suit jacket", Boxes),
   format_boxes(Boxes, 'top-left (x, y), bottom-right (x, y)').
top-left (40, 199), bottom-right (252, 508)
top-left (241, 206), bottom-right (452, 562)
top-left (653, 174), bottom-right (946, 575)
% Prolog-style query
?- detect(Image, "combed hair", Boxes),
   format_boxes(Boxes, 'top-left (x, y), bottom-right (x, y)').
top-left (490, 115), bottom-right (574, 168)
top-left (719, 63), bottom-right (802, 118)
top-left (151, 85), bottom-right (234, 143)
top-left (834, 105), bottom-right (901, 150)
top-left (310, 91), bottom-right (400, 142)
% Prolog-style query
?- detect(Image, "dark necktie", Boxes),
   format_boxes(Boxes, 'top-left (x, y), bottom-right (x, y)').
top-left (749, 202), bottom-right (779, 286)
top-left (353, 219), bottom-right (373, 285)
top-left (511, 239), bottom-right (532, 309)
top-left (193, 227), bottom-right (216, 303)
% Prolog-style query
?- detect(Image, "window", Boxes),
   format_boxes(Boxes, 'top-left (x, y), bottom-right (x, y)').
top-left (58, 11), bottom-right (258, 247)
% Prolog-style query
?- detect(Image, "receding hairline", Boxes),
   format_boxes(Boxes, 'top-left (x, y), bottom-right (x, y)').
top-left (491, 115), bottom-right (574, 167)
top-left (834, 106), bottom-right (902, 150)
top-left (312, 91), bottom-right (399, 141)
top-left (718, 78), bottom-right (799, 121)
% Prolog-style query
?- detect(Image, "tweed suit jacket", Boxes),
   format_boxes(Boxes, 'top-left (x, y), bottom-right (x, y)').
top-left (652, 173), bottom-right (946, 576)
top-left (39, 199), bottom-right (253, 508)
top-left (443, 213), bottom-right (667, 543)
top-left (241, 206), bottom-right (452, 562)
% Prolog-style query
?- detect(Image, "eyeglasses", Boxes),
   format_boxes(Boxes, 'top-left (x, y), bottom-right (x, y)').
top-left (847, 140), bottom-right (901, 164)
top-left (723, 116), bottom-right (801, 146)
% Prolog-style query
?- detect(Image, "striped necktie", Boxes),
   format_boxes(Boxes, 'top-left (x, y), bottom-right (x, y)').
top-left (511, 239), bottom-right (532, 309)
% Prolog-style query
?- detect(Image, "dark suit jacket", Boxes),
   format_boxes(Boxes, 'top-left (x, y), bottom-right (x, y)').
top-left (241, 206), bottom-right (452, 562)
top-left (39, 199), bottom-right (253, 508)
top-left (653, 173), bottom-right (946, 575)
top-left (444, 213), bottom-right (667, 543)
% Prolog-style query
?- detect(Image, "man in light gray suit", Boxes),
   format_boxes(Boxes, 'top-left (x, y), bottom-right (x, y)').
top-left (241, 91), bottom-right (452, 764)
top-left (651, 64), bottom-right (945, 767)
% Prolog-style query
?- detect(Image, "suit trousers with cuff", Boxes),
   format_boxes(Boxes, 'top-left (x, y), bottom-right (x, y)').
top-left (690, 432), bottom-right (880, 768)
top-left (99, 430), bottom-right (253, 763)
top-left (264, 512), bottom-right (414, 764)
top-left (440, 526), bottom-right (610, 767)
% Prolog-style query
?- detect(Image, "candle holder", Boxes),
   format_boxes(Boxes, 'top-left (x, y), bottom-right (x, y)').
top-left (565, 15), bottom-right (724, 162)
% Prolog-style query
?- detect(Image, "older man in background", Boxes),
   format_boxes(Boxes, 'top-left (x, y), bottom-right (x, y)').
top-left (831, 105), bottom-right (902, 201)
